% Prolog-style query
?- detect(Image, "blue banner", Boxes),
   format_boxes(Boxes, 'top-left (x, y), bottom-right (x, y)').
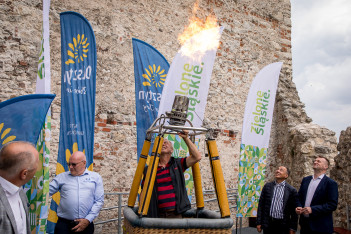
top-left (47, 11), bottom-right (96, 233)
top-left (0, 94), bottom-right (55, 146)
top-left (133, 38), bottom-right (169, 157)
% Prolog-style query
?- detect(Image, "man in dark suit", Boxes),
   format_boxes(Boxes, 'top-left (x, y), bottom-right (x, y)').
top-left (257, 166), bottom-right (298, 234)
top-left (296, 156), bottom-right (338, 234)
top-left (0, 141), bottom-right (39, 234)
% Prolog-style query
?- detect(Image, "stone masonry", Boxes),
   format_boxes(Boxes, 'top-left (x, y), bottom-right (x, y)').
top-left (0, 0), bottom-right (347, 232)
top-left (331, 127), bottom-right (351, 229)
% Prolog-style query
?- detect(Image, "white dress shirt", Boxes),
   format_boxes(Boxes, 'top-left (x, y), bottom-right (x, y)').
top-left (49, 169), bottom-right (104, 222)
top-left (304, 174), bottom-right (324, 217)
top-left (0, 176), bottom-right (27, 234)
top-left (305, 174), bottom-right (324, 207)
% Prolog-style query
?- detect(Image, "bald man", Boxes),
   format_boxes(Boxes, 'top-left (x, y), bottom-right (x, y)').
top-left (0, 141), bottom-right (39, 234)
top-left (49, 151), bottom-right (104, 234)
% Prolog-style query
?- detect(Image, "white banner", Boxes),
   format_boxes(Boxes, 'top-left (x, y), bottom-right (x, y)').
top-left (158, 27), bottom-right (224, 127)
top-left (237, 62), bottom-right (282, 217)
top-left (241, 62), bottom-right (282, 147)
top-left (36, 0), bottom-right (51, 94)
top-left (30, 0), bottom-right (51, 233)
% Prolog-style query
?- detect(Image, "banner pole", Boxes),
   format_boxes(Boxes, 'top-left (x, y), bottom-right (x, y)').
top-left (190, 135), bottom-right (204, 212)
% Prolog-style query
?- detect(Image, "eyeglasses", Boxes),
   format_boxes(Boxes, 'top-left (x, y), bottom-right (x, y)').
top-left (67, 160), bottom-right (85, 167)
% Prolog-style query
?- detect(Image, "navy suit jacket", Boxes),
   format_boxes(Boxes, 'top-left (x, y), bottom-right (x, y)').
top-left (297, 175), bottom-right (338, 234)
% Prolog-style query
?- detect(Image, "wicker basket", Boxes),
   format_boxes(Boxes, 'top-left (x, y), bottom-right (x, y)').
top-left (123, 207), bottom-right (233, 234)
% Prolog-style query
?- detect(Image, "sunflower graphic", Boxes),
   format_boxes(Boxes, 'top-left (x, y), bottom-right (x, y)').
top-left (55, 142), bottom-right (90, 175)
top-left (142, 64), bottom-right (167, 87)
top-left (65, 34), bottom-right (89, 65)
top-left (0, 123), bottom-right (16, 145)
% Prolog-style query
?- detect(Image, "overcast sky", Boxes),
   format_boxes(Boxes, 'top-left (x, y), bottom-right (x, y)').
top-left (290, 0), bottom-right (351, 139)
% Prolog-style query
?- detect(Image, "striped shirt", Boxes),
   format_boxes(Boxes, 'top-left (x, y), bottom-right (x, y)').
top-left (269, 180), bottom-right (286, 219)
top-left (156, 158), bottom-right (187, 211)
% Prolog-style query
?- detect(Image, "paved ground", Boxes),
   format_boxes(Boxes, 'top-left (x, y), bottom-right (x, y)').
top-left (232, 227), bottom-right (301, 234)
top-left (232, 227), bottom-right (259, 234)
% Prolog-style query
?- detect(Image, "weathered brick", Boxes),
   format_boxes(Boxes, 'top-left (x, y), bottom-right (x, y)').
top-left (97, 123), bottom-right (106, 127)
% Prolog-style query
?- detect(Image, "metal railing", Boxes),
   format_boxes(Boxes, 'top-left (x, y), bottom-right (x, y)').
top-left (95, 192), bottom-right (128, 233)
top-left (95, 189), bottom-right (238, 234)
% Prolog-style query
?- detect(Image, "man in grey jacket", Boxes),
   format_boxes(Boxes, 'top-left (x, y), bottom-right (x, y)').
top-left (0, 141), bottom-right (39, 234)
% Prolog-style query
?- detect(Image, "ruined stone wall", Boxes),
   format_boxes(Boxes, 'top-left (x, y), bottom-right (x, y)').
top-left (331, 127), bottom-right (351, 229)
top-left (0, 0), bottom-right (346, 231)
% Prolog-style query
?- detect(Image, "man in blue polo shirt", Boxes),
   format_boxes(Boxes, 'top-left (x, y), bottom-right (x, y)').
top-left (49, 151), bottom-right (104, 234)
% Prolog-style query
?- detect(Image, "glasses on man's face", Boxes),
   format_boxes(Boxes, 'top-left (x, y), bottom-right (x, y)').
top-left (67, 160), bottom-right (84, 167)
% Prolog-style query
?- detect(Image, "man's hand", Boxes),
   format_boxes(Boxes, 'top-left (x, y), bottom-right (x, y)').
top-left (257, 225), bottom-right (262, 233)
top-left (179, 130), bottom-right (202, 168)
top-left (302, 207), bottom-right (312, 215)
top-left (72, 218), bottom-right (90, 232)
top-left (178, 130), bottom-right (189, 139)
top-left (295, 207), bottom-right (303, 215)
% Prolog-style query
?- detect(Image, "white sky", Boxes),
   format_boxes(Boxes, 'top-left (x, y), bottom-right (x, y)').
top-left (291, 0), bottom-right (351, 138)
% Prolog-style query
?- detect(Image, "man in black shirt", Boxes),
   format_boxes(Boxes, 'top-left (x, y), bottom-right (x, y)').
top-left (257, 166), bottom-right (298, 234)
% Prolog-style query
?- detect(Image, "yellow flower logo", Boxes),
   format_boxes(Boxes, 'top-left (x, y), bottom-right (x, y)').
top-left (55, 142), bottom-right (90, 175)
top-left (142, 64), bottom-right (167, 87)
top-left (65, 34), bottom-right (89, 65)
top-left (65, 142), bottom-right (85, 165)
top-left (0, 123), bottom-right (16, 145)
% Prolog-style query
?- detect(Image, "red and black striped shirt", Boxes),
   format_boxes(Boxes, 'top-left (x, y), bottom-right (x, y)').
top-left (156, 158), bottom-right (187, 211)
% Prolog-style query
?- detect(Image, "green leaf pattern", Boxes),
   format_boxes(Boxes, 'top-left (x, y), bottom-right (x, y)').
top-left (37, 30), bottom-right (45, 80)
top-left (237, 144), bottom-right (267, 217)
top-left (25, 114), bottom-right (51, 232)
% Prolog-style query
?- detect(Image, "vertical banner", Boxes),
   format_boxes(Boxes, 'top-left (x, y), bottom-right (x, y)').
top-left (132, 38), bottom-right (169, 157)
top-left (25, 1), bottom-right (52, 233)
top-left (158, 27), bottom-right (223, 127)
top-left (47, 11), bottom-right (96, 233)
top-left (0, 94), bottom-right (55, 146)
top-left (158, 27), bottom-right (224, 199)
top-left (35, 0), bottom-right (51, 94)
top-left (237, 62), bottom-right (282, 217)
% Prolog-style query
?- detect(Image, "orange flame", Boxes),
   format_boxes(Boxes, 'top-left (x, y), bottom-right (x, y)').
top-left (178, 1), bottom-right (220, 59)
